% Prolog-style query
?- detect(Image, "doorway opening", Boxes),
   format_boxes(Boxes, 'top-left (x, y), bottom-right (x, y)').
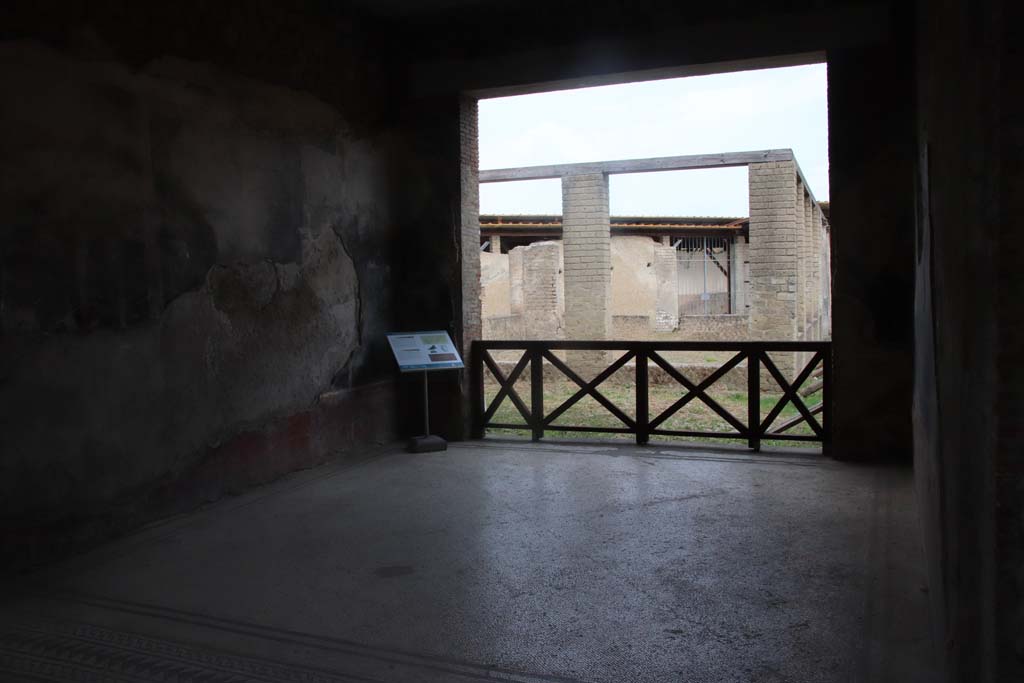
top-left (465, 62), bottom-right (831, 450)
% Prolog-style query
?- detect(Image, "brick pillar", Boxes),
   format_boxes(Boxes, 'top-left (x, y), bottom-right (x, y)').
top-left (459, 99), bottom-right (481, 349)
top-left (794, 180), bottom-right (807, 345)
top-left (748, 160), bottom-right (799, 378)
top-left (815, 206), bottom-right (830, 339)
top-left (508, 246), bottom-right (524, 315)
top-left (490, 234), bottom-right (502, 253)
top-left (521, 241), bottom-right (563, 340)
top-left (732, 235), bottom-right (749, 314)
top-left (653, 244), bottom-right (679, 332)
top-left (806, 198), bottom-right (818, 341)
top-left (562, 173), bottom-right (611, 369)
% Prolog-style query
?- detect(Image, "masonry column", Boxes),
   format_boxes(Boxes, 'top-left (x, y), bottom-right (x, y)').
top-left (508, 246), bottom-right (524, 315)
top-left (653, 244), bottom-right (679, 332)
top-left (748, 160), bottom-right (799, 378)
top-left (521, 241), bottom-right (563, 340)
top-left (805, 198), bottom-right (819, 341)
top-left (794, 180), bottom-right (807, 345)
top-left (561, 172), bottom-right (611, 369)
top-left (732, 234), bottom-right (749, 314)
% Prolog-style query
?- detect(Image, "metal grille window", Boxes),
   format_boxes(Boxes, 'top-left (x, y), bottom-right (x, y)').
top-left (675, 235), bottom-right (732, 315)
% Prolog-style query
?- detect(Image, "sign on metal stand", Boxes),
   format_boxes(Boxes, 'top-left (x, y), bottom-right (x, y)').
top-left (386, 331), bottom-right (464, 453)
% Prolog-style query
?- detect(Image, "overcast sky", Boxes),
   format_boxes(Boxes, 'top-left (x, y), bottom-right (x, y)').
top-left (479, 63), bottom-right (828, 217)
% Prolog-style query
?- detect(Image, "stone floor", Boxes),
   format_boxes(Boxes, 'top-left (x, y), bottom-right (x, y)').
top-left (0, 439), bottom-right (938, 682)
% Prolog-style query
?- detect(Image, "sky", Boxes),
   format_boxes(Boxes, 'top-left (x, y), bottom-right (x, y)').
top-left (478, 63), bottom-right (828, 217)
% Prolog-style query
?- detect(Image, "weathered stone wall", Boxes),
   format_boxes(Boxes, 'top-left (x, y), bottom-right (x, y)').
top-left (482, 224), bottom-right (825, 344)
top-left (748, 160), bottom-right (799, 375)
top-left (733, 235), bottom-right (750, 314)
top-left (482, 314), bottom-right (523, 340)
top-left (521, 241), bottom-right (563, 339)
top-left (611, 314), bottom-right (749, 341)
top-left (0, 7), bottom-right (403, 567)
top-left (653, 245), bottom-right (680, 331)
top-left (748, 161), bottom-right (797, 340)
top-left (676, 315), bottom-right (751, 341)
top-left (611, 315), bottom-right (653, 338)
top-left (509, 247), bottom-right (524, 314)
top-left (480, 251), bottom-right (511, 319)
top-left (610, 236), bottom-right (658, 317)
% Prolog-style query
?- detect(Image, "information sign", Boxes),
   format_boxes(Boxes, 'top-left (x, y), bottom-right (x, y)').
top-left (386, 331), bottom-right (464, 372)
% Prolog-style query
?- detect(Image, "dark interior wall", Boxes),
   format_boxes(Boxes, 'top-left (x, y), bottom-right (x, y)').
top-left (827, 31), bottom-right (916, 462)
top-left (0, 2), bottom-right (409, 568)
top-left (913, 0), bottom-right (1021, 679)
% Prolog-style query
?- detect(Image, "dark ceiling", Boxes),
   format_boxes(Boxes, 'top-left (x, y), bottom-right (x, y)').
top-left (342, 0), bottom-right (503, 18)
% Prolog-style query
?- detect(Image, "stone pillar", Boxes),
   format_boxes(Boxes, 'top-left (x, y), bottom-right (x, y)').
top-left (561, 172), bottom-right (611, 369)
top-left (490, 234), bottom-right (502, 253)
top-left (459, 99), bottom-right (481, 349)
top-left (748, 160), bottom-right (799, 377)
top-left (508, 246), bottom-right (524, 315)
top-left (521, 241), bottom-right (563, 340)
top-left (794, 180), bottom-right (807, 345)
top-left (661, 235), bottom-right (672, 246)
top-left (653, 244), bottom-right (679, 332)
top-left (732, 235), bottom-right (749, 314)
top-left (805, 197), bottom-right (818, 341)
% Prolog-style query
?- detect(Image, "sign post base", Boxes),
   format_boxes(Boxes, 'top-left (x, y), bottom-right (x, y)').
top-left (408, 435), bottom-right (447, 453)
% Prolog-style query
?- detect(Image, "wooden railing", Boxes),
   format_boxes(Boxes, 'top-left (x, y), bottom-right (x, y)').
top-left (471, 340), bottom-right (831, 452)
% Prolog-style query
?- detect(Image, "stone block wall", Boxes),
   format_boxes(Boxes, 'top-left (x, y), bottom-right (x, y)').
top-left (676, 314), bottom-right (751, 341)
top-left (521, 241), bottom-right (563, 339)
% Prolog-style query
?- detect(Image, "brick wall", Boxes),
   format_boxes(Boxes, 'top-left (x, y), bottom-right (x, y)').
top-left (748, 160), bottom-right (798, 376)
top-left (562, 172), bottom-right (611, 366)
top-left (459, 98), bottom-right (481, 349)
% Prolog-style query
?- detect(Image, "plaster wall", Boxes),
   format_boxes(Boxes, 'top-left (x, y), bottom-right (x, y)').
top-left (0, 7), bottom-right (403, 567)
top-left (653, 245), bottom-right (680, 332)
top-left (480, 250), bottom-right (511, 319)
top-left (912, 0), bottom-right (1022, 678)
top-left (610, 236), bottom-right (658, 317)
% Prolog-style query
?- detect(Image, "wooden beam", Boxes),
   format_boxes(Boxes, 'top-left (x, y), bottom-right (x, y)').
top-left (480, 150), bottom-right (794, 183)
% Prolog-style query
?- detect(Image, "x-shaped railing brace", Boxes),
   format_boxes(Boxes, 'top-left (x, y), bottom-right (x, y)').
top-left (542, 351), bottom-right (637, 430)
top-left (760, 351), bottom-right (824, 437)
top-left (481, 350), bottom-right (532, 425)
top-left (647, 351), bottom-right (748, 435)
